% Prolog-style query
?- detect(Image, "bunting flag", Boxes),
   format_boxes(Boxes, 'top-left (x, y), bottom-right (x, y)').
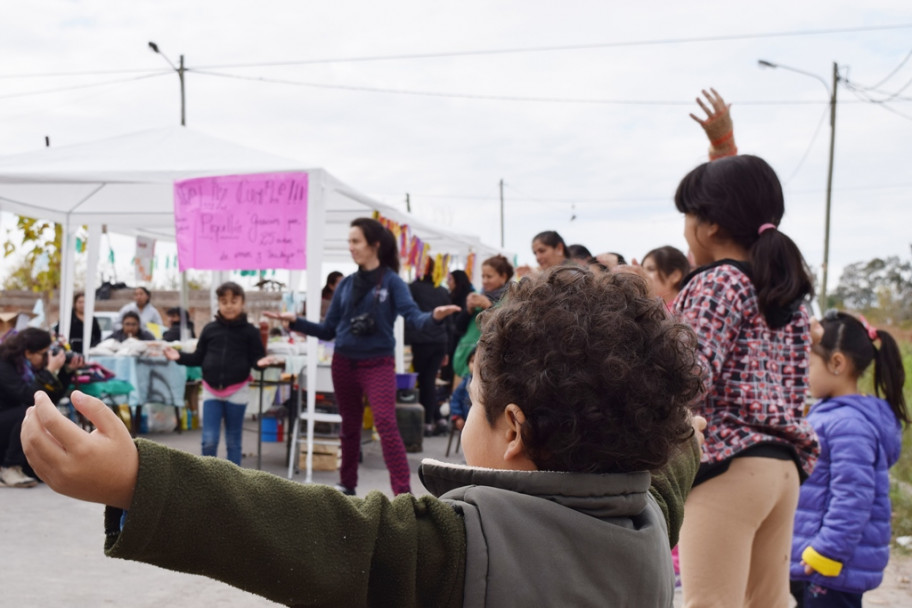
top-left (432, 253), bottom-right (444, 286)
top-left (465, 252), bottom-right (476, 282)
top-left (399, 224), bottom-right (409, 261)
top-left (440, 254), bottom-right (450, 286)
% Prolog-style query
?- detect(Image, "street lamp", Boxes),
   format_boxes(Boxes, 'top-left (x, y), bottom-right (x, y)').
top-left (758, 59), bottom-right (839, 313)
top-left (148, 41), bottom-right (187, 126)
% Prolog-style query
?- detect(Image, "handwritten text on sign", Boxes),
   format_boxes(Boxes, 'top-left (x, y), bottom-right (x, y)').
top-left (173, 172), bottom-right (308, 271)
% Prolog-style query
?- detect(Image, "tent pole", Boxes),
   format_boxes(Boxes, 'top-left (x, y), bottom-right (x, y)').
top-left (83, 224), bottom-right (101, 354)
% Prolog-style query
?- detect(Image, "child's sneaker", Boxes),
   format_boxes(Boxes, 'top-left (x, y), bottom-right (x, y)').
top-left (0, 466), bottom-right (38, 488)
top-left (334, 483), bottom-right (356, 496)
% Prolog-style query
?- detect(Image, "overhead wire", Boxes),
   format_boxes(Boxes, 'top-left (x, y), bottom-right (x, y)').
top-left (0, 71), bottom-right (171, 101)
top-left (194, 69), bottom-right (872, 106)
top-left (782, 104), bottom-right (830, 185)
top-left (2, 22), bottom-right (911, 79)
top-left (848, 47), bottom-right (912, 91)
top-left (189, 23), bottom-right (912, 69)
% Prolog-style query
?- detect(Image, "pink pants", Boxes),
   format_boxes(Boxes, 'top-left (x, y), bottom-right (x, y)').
top-left (331, 354), bottom-right (411, 495)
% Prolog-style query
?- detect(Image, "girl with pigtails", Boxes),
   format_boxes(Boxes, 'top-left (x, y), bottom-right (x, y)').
top-left (790, 311), bottom-right (908, 607)
top-left (672, 152), bottom-right (820, 607)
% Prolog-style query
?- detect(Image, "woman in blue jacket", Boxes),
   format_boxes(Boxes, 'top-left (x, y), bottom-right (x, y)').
top-left (267, 218), bottom-right (458, 496)
top-left (791, 311), bottom-right (909, 607)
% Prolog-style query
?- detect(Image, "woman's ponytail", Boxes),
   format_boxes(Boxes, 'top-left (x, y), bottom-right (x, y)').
top-left (871, 329), bottom-right (910, 425)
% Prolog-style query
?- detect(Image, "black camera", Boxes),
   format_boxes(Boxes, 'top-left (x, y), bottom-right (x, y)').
top-left (50, 345), bottom-right (76, 363)
top-left (349, 313), bottom-right (377, 337)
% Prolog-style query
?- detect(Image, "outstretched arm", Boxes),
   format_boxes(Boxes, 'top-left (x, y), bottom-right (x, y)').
top-left (22, 390), bottom-right (138, 509)
top-left (690, 88), bottom-right (737, 160)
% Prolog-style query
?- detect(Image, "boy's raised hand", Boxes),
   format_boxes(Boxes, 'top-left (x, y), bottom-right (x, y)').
top-left (163, 346), bottom-right (180, 361)
top-left (21, 390), bottom-right (138, 510)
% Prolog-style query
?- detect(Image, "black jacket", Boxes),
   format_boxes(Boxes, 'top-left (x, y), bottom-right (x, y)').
top-left (175, 313), bottom-right (265, 390)
top-left (405, 279), bottom-right (452, 346)
top-left (53, 313), bottom-right (102, 354)
top-left (0, 358), bottom-right (71, 411)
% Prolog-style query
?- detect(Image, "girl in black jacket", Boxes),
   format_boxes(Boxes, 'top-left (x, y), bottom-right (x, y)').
top-left (165, 282), bottom-right (274, 465)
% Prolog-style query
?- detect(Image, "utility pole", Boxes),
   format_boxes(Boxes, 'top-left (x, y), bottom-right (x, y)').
top-left (405, 193), bottom-right (411, 213)
top-left (821, 61), bottom-right (838, 312)
top-left (499, 179), bottom-right (504, 248)
top-left (758, 58), bottom-right (839, 312)
top-left (179, 55), bottom-right (186, 126)
top-left (148, 42), bottom-right (187, 126)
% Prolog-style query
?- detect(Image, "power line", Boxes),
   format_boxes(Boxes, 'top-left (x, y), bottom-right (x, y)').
top-left (376, 181), bottom-right (912, 206)
top-left (195, 69), bottom-right (890, 106)
top-left (0, 72), bottom-right (170, 101)
top-left (2, 23), bottom-right (911, 80)
top-left (850, 47), bottom-right (912, 91)
top-left (782, 104), bottom-right (830, 185)
top-left (0, 67), bottom-right (170, 80)
top-left (191, 23), bottom-right (912, 70)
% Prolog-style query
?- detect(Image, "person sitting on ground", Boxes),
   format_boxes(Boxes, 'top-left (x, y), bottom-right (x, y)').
top-left (162, 307), bottom-right (196, 342)
top-left (0, 328), bottom-right (82, 488)
top-left (23, 266), bottom-right (705, 606)
top-left (110, 311), bottom-right (155, 342)
top-left (115, 287), bottom-right (163, 333)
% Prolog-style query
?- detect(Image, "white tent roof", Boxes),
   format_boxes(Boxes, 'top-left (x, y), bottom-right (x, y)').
top-left (0, 126), bottom-right (506, 263)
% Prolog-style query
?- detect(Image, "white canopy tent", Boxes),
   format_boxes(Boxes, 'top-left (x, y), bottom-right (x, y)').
top-left (0, 126), bottom-right (509, 480)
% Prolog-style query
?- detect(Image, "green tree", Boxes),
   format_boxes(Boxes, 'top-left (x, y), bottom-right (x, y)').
top-left (2, 216), bottom-right (62, 294)
top-left (832, 252), bottom-right (912, 321)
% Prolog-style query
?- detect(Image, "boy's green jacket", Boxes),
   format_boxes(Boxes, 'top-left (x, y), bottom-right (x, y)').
top-left (105, 438), bottom-right (699, 607)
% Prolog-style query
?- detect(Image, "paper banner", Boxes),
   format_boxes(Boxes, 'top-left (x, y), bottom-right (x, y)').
top-left (173, 172), bottom-right (308, 271)
top-left (134, 236), bottom-right (155, 282)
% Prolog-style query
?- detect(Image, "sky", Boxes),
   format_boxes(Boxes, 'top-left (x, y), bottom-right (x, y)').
top-left (1, 1), bottom-right (911, 295)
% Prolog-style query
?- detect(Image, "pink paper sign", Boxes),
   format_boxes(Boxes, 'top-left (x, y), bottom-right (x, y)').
top-left (173, 172), bottom-right (308, 271)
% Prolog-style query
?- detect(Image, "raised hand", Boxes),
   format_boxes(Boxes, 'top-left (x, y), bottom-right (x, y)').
top-left (21, 390), bottom-right (138, 510)
top-left (689, 88), bottom-right (737, 159)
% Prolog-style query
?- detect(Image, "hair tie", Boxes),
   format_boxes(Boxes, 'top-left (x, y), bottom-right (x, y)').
top-left (757, 223), bottom-right (777, 235)
top-left (856, 314), bottom-right (879, 342)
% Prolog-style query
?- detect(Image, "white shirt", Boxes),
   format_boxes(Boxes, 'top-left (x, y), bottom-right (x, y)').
top-left (115, 302), bottom-right (164, 330)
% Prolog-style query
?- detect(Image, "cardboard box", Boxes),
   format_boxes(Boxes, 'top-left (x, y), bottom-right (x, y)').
top-left (300, 443), bottom-right (340, 471)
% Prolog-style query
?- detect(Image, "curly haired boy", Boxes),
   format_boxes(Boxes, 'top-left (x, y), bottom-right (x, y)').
top-left (22, 266), bottom-right (703, 607)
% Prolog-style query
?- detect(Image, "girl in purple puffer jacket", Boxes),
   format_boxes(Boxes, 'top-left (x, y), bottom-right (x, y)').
top-left (790, 310), bottom-right (909, 607)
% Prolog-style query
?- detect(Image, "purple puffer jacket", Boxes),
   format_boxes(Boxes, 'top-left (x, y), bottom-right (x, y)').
top-left (790, 394), bottom-right (903, 593)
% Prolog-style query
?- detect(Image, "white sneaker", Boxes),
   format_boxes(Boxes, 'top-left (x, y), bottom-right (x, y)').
top-left (0, 466), bottom-right (38, 488)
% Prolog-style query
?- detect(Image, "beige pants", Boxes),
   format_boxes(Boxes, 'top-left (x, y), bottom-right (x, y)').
top-left (680, 457), bottom-right (800, 608)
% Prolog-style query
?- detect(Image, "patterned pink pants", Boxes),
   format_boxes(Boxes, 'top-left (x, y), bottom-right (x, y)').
top-left (331, 354), bottom-right (411, 495)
